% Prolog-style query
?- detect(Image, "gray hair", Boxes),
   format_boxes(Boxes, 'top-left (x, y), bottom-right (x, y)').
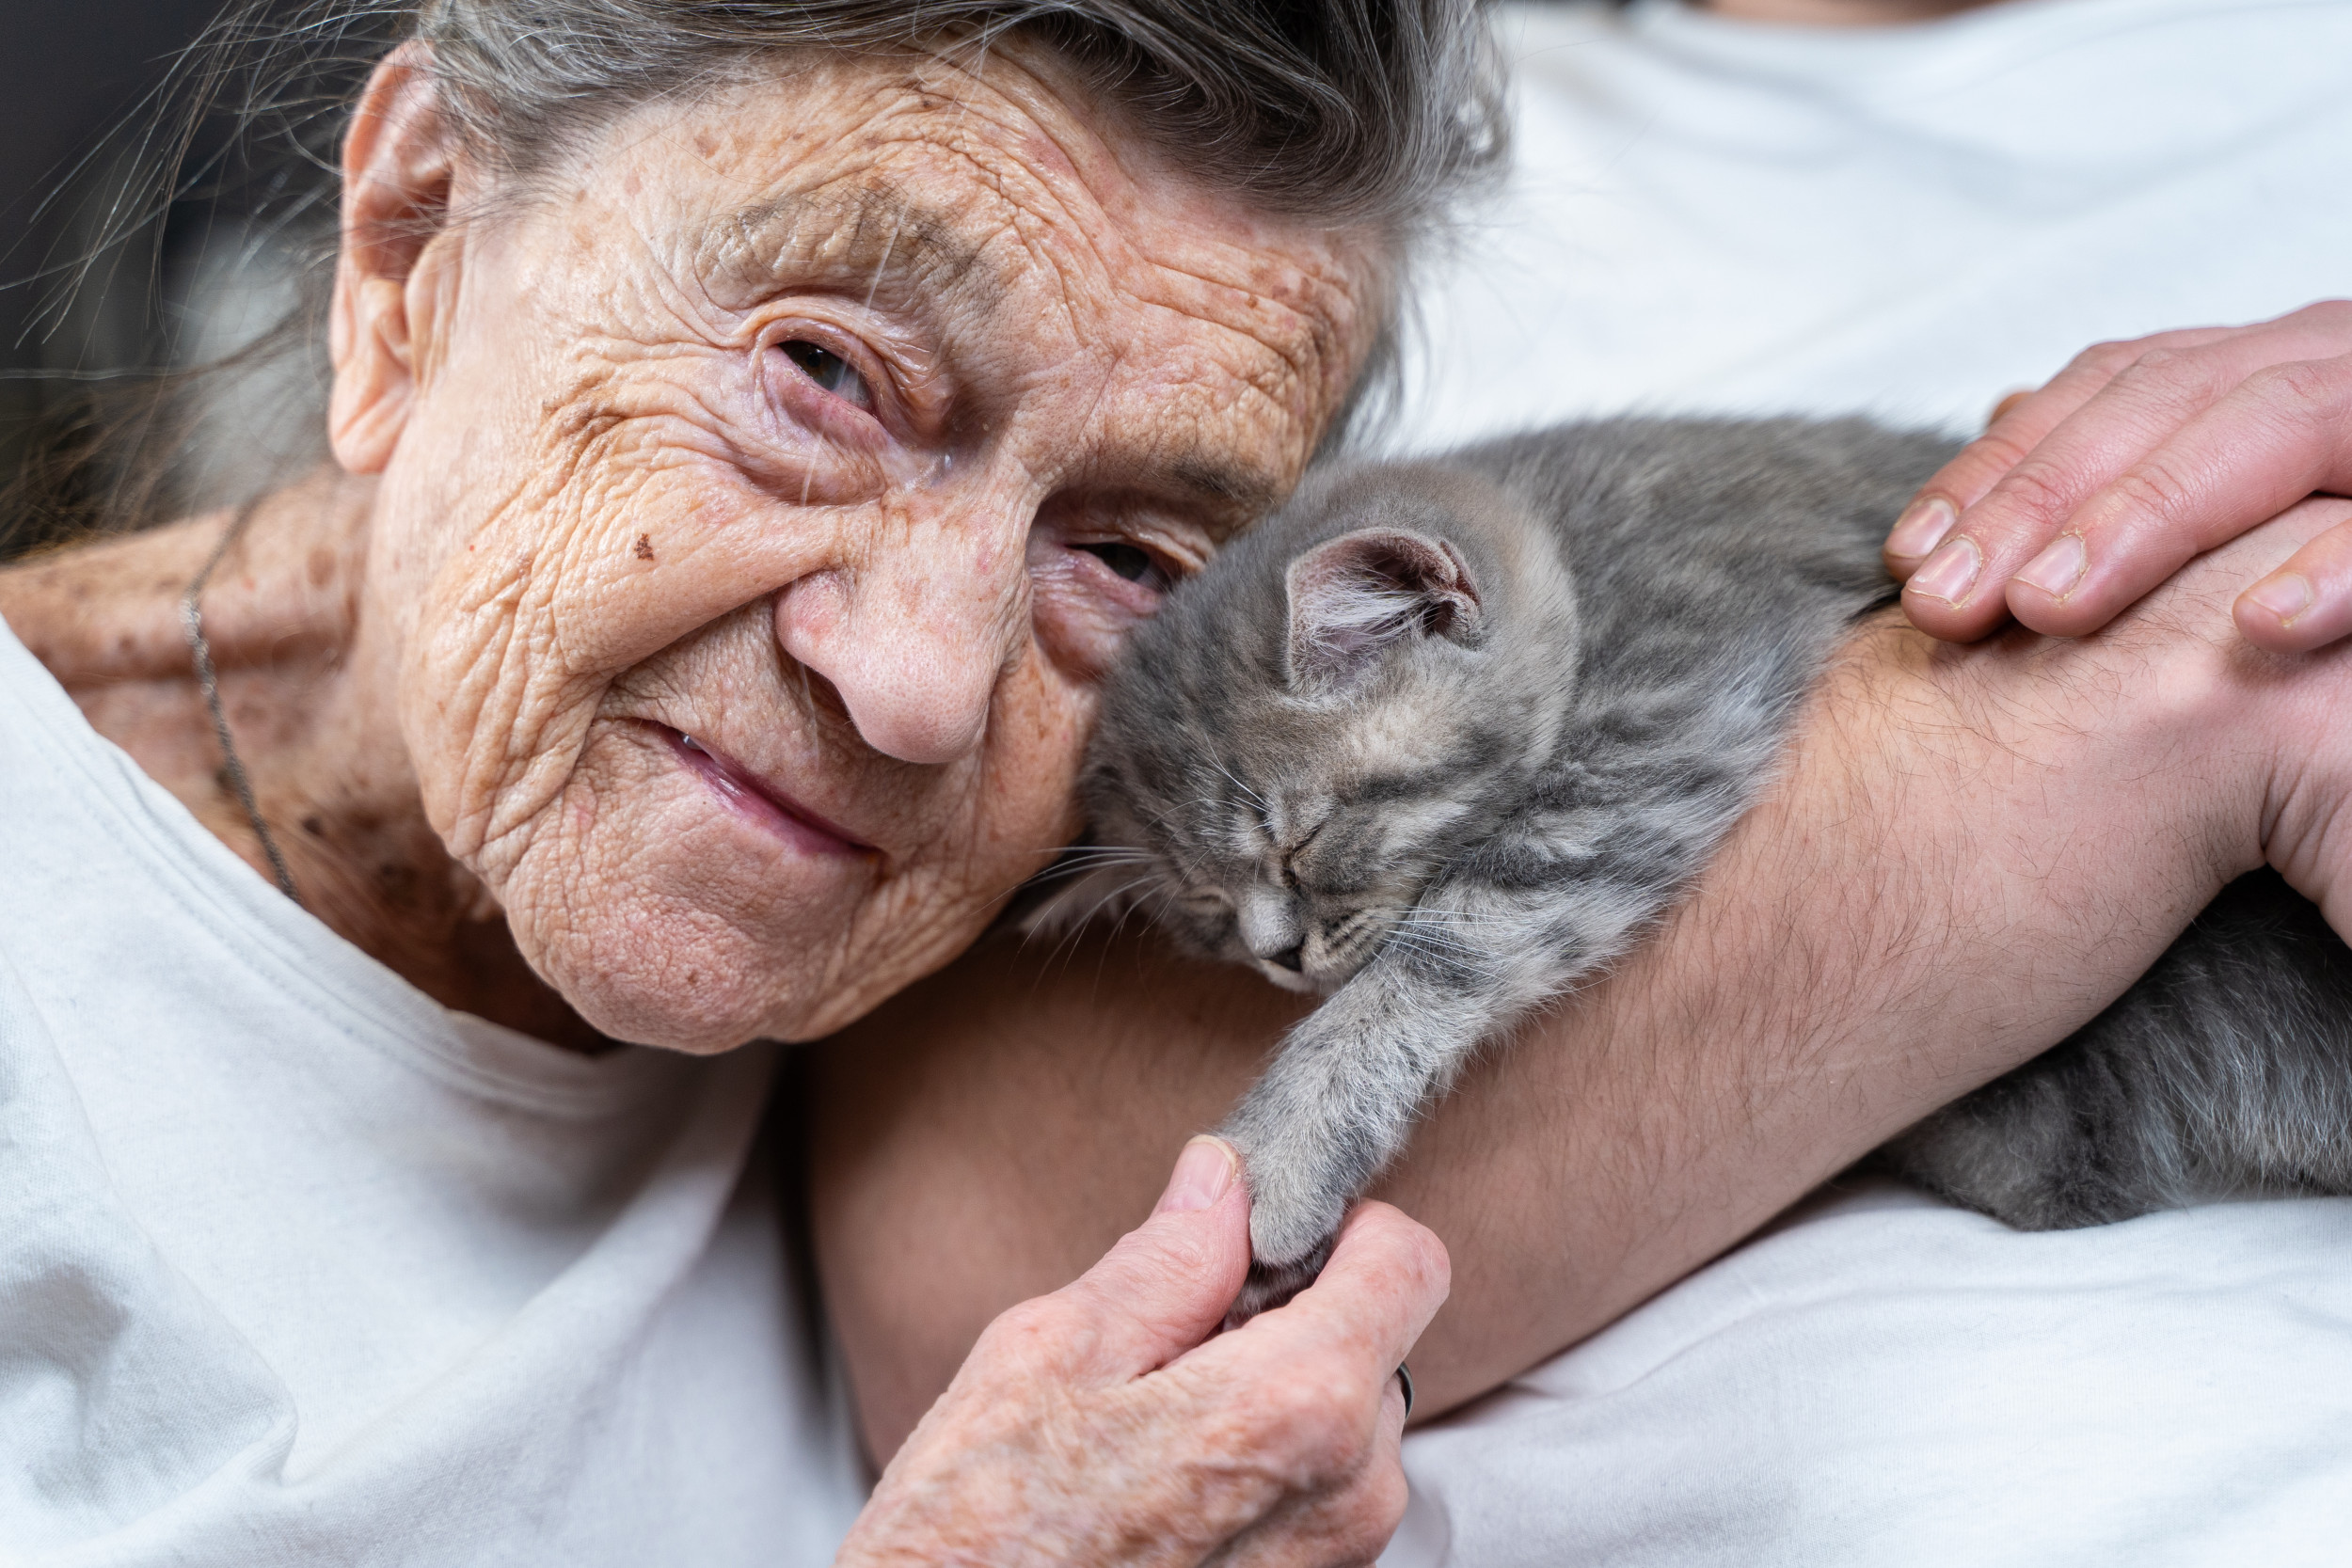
top-left (416, 0), bottom-right (1505, 235)
top-left (3, 0), bottom-right (1502, 553)
top-left (4, 0), bottom-right (1486, 554)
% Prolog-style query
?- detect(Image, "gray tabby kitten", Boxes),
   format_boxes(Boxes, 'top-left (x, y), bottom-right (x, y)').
top-left (1059, 417), bottom-right (2352, 1320)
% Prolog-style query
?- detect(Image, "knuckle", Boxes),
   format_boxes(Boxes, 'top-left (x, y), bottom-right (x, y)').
top-left (1949, 425), bottom-right (2038, 483)
top-left (2291, 298), bottom-right (2352, 334)
top-left (976, 1297), bottom-right (1075, 1370)
top-left (2101, 463), bottom-right (2195, 526)
top-left (2105, 344), bottom-right (2231, 409)
top-left (1357, 1206), bottom-right (1449, 1299)
top-left (1401, 1216), bottom-right (1451, 1291)
top-left (2111, 345), bottom-right (2195, 389)
top-left (2122, 345), bottom-right (2184, 376)
top-left (2071, 338), bottom-right (2145, 377)
top-left (2247, 356), bottom-right (2352, 414)
top-left (1983, 460), bottom-right (2079, 532)
top-left (1136, 1223), bottom-right (1224, 1287)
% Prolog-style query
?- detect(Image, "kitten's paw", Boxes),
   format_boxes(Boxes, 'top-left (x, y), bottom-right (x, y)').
top-left (1221, 1235), bottom-right (1337, 1330)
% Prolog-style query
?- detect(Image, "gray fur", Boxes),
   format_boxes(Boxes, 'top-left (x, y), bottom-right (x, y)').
top-left (1063, 415), bottom-right (2352, 1320)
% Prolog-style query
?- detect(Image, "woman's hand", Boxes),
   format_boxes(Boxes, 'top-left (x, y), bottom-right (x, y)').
top-left (835, 1136), bottom-right (1448, 1568)
top-left (1884, 300), bottom-right (2352, 652)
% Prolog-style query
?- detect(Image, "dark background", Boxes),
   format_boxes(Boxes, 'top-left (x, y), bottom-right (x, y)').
top-left (2, 0), bottom-right (333, 546)
top-left (2, 0), bottom-right (229, 412)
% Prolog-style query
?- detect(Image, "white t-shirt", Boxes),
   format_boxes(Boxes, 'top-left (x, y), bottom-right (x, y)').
top-left (1384, 2), bottom-right (2352, 1562)
top-left (0, 616), bottom-right (866, 1563)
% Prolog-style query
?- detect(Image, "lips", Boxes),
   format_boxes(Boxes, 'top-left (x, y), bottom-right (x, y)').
top-left (653, 723), bottom-right (875, 859)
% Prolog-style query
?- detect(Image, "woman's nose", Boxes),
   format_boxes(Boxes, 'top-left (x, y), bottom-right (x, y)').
top-left (771, 507), bottom-right (1031, 767)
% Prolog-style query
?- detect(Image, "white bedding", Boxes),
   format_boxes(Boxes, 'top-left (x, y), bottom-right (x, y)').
top-left (1391, 1184), bottom-right (2352, 1565)
top-left (1384, 1), bottom-right (2352, 1560)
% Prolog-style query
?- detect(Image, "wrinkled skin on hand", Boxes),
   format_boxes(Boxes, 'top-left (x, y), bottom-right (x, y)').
top-left (317, 40), bottom-right (1380, 1049)
top-left (1886, 300), bottom-right (2352, 656)
top-left (840, 1138), bottom-right (1447, 1568)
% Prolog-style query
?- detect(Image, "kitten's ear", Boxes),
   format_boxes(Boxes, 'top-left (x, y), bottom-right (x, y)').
top-left (1285, 528), bottom-right (1483, 692)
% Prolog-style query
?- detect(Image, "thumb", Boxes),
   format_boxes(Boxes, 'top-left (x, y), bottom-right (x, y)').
top-left (1057, 1136), bottom-right (1252, 1374)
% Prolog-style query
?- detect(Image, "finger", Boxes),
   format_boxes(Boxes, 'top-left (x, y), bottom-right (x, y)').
top-left (1210, 1203), bottom-right (1450, 1398)
top-left (1900, 316), bottom-right (2352, 640)
top-left (1885, 325), bottom-right (2248, 575)
top-left (2238, 504), bottom-right (2352, 653)
top-left (2004, 353), bottom-right (2352, 638)
top-left (1050, 1134), bottom-right (1254, 1375)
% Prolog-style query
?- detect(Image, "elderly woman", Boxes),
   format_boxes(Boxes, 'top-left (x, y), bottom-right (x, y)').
top-left (0, 2), bottom-right (1486, 1560)
top-left (7, 1), bottom-right (2352, 1565)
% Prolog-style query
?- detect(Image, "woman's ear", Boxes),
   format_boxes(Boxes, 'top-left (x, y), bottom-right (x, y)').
top-left (328, 42), bottom-right (461, 476)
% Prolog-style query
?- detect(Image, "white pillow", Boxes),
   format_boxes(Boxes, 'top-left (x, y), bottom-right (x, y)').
top-left (1391, 1184), bottom-right (2352, 1565)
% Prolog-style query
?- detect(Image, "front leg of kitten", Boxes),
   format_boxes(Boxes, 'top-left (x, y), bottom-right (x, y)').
top-left (1218, 964), bottom-right (1486, 1322)
top-left (1217, 878), bottom-right (1599, 1323)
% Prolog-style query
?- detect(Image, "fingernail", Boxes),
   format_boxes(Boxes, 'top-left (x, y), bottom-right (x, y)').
top-left (1155, 1136), bottom-right (1237, 1214)
top-left (2245, 571), bottom-right (2314, 626)
top-left (1906, 536), bottom-right (1981, 604)
top-left (2014, 534), bottom-right (2088, 600)
top-left (1886, 497), bottom-right (1958, 561)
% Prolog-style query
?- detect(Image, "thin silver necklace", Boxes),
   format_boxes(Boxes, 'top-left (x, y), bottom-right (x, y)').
top-left (181, 505), bottom-right (304, 906)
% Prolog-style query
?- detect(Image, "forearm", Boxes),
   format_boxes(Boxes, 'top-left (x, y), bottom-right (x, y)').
top-left (814, 533), bottom-right (2295, 1460)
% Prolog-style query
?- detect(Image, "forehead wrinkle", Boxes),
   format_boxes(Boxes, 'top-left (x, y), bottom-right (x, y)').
top-left (709, 180), bottom-right (1005, 312)
top-left (887, 61), bottom-right (1366, 422)
top-left (1143, 251), bottom-right (1365, 420)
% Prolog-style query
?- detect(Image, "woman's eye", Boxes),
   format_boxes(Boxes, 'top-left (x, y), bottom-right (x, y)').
top-left (780, 340), bottom-right (872, 410)
top-left (1075, 542), bottom-right (1171, 592)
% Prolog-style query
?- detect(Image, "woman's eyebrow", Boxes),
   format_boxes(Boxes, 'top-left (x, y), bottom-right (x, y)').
top-left (710, 184), bottom-right (1001, 309)
top-left (1172, 458), bottom-right (1282, 528)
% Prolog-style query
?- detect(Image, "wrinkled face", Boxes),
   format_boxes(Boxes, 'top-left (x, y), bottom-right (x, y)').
top-left (346, 46), bottom-right (1380, 1049)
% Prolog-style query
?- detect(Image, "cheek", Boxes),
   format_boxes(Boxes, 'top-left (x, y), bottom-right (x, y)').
top-left (975, 647), bottom-right (1096, 862)
top-left (391, 425), bottom-right (854, 874)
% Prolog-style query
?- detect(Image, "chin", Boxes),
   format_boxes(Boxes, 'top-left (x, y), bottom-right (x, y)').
top-left (496, 738), bottom-right (898, 1051)
top-left (1252, 960), bottom-right (1322, 995)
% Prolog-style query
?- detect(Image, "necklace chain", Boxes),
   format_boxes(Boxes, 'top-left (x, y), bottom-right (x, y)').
top-left (181, 505), bottom-right (304, 907)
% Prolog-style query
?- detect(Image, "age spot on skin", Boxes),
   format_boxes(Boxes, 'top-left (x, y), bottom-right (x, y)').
top-left (634, 533), bottom-right (657, 562)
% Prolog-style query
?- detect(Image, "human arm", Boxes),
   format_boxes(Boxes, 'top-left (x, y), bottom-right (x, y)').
top-left (814, 499), bottom-right (2352, 1458)
top-left (1884, 300), bottom-right (2352, 652)
top-left (838, 1136), bottom-right (1446, 1567)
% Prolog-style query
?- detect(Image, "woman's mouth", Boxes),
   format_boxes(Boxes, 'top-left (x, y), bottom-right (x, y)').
top-left (654, 724), bottom-right (876, 860)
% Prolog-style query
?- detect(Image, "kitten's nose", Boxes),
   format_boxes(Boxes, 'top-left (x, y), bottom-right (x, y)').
top-left (1239, 887), bottom-right (1303, 968)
